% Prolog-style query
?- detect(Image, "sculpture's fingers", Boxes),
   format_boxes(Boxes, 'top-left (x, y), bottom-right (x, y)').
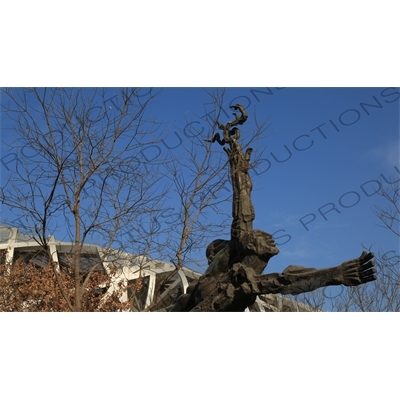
top-left (359, 260), bottom-right (375, 271)
top-left (359, 251), bottom-right (374, 264)
top-left (361, 273), bottom-right (377, 283)
top-left (361, 267), bottom-right (377, 279)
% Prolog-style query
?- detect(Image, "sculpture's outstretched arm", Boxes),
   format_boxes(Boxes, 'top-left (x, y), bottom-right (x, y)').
top-left (177, 252), bottom-right (377, 311)
top-left (256, 251), bottom-right (377, 295)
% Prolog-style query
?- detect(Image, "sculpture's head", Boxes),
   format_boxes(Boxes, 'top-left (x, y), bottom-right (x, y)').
top-left (206, 239), bottom-right (229, 265)
top-left (240, 230), bottom-right (279, 261)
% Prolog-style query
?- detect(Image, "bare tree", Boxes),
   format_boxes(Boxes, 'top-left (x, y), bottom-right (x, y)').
top-left (0, 88), bottom-right (167, 311)
top-left (373, 178), bottom-right (400, 237)
top-left (1, 88), bottom-right (273, 312)
top-left (136, 95), bottom-right (230, 311)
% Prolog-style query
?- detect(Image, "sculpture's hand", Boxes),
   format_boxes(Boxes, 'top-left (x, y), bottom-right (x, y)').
top-left (229, 104), bottom-right (248, 125)
top-left (205, 132), bottom-right (226, 146)
top-left (338, 251), bottom-right (377, 286)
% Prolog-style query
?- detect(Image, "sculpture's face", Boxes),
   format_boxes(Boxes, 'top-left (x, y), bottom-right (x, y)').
top-left (206, 239), bottom-right (229, 265)
top-left (243, 230), bottom-right (279, 259)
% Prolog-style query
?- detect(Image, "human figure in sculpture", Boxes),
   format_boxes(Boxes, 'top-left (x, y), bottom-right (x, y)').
top-left (170, 104), bottom-right (376, 312)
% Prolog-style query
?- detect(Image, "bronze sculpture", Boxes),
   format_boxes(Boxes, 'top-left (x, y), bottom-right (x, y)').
top-left (171, 104), bottom-right (376, 311)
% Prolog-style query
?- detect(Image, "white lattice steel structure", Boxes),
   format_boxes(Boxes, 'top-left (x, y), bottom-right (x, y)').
top-left (0, 225), bottom-right (202, 311)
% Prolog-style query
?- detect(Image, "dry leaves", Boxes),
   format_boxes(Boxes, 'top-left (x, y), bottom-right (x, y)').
top-left (0, 250), bottom-right (132, 312)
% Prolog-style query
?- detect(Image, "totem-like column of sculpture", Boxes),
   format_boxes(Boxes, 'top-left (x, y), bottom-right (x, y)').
top-left (214, 105), bottom-right (254, 241)
top-left (227, 135), bottom-right (254, 241)
top-left (205, 104), bottom-right (278, 276)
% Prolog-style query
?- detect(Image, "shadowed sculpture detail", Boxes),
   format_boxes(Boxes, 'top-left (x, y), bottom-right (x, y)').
top-left (171, 104), bottom-right (377, 312)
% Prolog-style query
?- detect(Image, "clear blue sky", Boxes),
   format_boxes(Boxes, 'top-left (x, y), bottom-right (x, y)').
top-left (1, 87), bottom-right (399, 276)
top-left (142, 87), bottom-right (400, 273)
